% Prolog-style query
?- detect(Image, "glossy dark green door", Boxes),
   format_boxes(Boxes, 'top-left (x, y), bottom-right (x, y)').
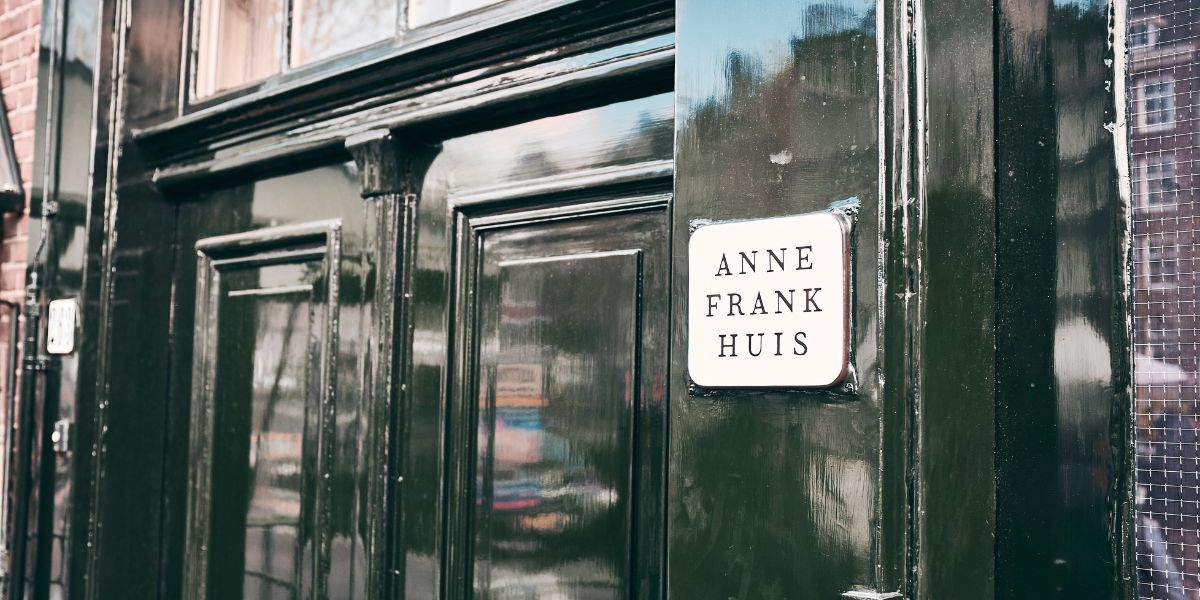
top-left (45, 0), bottom-right (676, 595)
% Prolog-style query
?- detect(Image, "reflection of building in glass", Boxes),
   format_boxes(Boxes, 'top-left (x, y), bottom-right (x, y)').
top-left (1130, 0), bottom-right (1200, 595)
top-left (801, 3), bottom-right (857, 38)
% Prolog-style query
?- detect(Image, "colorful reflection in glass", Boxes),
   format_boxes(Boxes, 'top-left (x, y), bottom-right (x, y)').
top-left (473, 252), bottom-right (639, 598)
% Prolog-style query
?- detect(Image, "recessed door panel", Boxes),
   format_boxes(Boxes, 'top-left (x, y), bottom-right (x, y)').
top-left (166, 163), bottom-right (383, 600)
top-left (185, 222), bottom-right (343, 600)
top-left (210, 262), bottom-right (323, 600)
top-left (458, 206), bottom-right (668, 599)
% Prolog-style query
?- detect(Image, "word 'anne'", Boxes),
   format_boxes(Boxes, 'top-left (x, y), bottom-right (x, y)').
top-left (714, 246), bottom-right (814, 276)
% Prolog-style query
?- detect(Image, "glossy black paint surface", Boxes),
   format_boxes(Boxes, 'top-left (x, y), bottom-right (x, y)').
top-left (14, 0), bottom-right (1139, 595)
top-left (917, 0), bottom-right (997, 593)
top-left (466, 210), bottom-right (668, 598)
top-left (994, 0), bottom-right (1131, 597)
top-left (59, 0), bottom-right (675, 588)
top-left (170, 167), bottom-right (371, 600)
top-left (9, 0), bottom-right (103, 597)
top-left (413, 93), bottom-right (674, 599)
top-left (673, 0), bottom-right (883, 597)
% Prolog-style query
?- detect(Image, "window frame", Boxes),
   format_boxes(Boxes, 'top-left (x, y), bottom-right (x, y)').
top-left (1139, 153), bottom-right (1181, 208)
top-left (1130, 17), bottom-right (1160, 49)
top-left (182, 0), bottom-right (582, 111)
top-left (1136, 75), bottom-right (1176, 133)
top-left (1145, 238), bottom-right (1180, 288)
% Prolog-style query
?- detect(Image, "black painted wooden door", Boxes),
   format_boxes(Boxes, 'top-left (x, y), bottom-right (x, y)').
top-left (406, 92), bottom-right (674, 599)
top-left (167, 91), bottom-right (674, 600)
top-left (459, 207), bottom-right (668, 599)
top-left (170, 164), bottom-right (375, 600)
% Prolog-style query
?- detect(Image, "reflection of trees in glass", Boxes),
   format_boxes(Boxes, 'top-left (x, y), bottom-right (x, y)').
top-left (671, 8), bottom-right (879, 597)
top-left (601, 111), bottom-right (674, 166)
top-left (291, 0), bottom-right (396, 67)
top-left (507, 143), bottom-right (564, 181)
top-left (408, 0), bottom-right (505, 28)
top-left (243, 298), bottom-right (305, 599)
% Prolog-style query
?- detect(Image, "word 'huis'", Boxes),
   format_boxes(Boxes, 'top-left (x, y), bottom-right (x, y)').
top-left (706, 246), bottom-right (822, 358)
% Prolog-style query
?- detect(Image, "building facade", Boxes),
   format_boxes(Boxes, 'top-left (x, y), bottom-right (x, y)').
top-left (0, 0), bottom-right (1177, 598)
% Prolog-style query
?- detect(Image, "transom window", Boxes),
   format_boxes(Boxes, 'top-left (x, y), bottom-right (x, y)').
top-left (194, 0), bottom-right (513, 99)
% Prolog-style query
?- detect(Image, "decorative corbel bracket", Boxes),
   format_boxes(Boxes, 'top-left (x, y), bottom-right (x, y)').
top-left (344, 129), bottom-right (441, 199)
top-left (340, 127), bottom-right (440, 596)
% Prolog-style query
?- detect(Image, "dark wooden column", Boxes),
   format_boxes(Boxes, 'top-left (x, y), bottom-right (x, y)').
top-left (345, 130), bottom-right (439, 598)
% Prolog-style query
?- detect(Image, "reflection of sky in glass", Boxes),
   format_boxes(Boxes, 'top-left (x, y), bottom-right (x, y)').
top-left (678, 0), bottom-right (874, 109)
top-left (435, 92), bottom-right (672, 192)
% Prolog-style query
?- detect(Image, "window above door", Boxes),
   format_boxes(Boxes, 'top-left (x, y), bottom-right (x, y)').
top-left (188, 0), bottom-right (573, 103)
top-left (194, 0), bottom-right (398, 98)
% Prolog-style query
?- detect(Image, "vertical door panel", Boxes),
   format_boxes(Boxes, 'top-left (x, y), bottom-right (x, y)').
top-left (168, 164), bottom-right (377, 600)
top-left (190, 226), bottom-right (340, 600)
top-left (458, 207), bottom-right (669, 599)
top-left (672, 0), bottom-right (883, 596)
top-left (405, 92), bottom-right (675, 598)
top-left (208, 260), bottom-right (325, 599)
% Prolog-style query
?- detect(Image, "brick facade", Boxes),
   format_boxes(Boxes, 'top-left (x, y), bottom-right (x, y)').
top-left (1130, 0), bottom-right (1200, 593)
top-left (0, 0), bottom-right (39, 403)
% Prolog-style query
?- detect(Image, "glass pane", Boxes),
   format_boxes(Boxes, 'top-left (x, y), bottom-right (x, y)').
top-left (435, 92), bottom-right (674, 193)
top-left (1129, 0), bottom-right (1200, 596)
top-left (407, 0), bottom-right (506, 28)
top-left (195, 0), bottom-right (283, 98)
top-left (291, 0), bottom-right (397, 67)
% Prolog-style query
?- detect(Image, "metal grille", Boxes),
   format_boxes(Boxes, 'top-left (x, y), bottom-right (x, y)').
top-left (1131, 0), bottom-right (1200, 596)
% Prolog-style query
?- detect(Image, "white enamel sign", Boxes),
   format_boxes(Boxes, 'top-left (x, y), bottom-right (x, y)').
top-left (688, 212), bottom-right (850, 388)
top-left (46, 298), bottom-right (78, 355)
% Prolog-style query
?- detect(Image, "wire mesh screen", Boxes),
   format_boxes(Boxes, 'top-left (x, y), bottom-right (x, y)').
top-left (1131, 0), bottom-right (1200, 596)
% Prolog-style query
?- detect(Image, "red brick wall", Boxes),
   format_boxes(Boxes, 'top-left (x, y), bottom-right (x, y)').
top-left (0, 0), bottom-right (40, 399)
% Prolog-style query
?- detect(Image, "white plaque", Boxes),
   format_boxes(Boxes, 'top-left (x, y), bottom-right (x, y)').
top-left (46, 298), bottom-right (78, 355)
top-left (688, 212), bottom-right (850, 388)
